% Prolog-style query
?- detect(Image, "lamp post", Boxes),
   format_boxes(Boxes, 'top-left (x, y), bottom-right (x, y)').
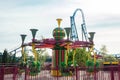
top-left (64, 27), bottom-right (71, 66)
top-left (64, 27), bottom-right (71, 40)
top-left (89, 32), bottom-right (95, 42)
top-left (56, 18), bottom-right (62, 28)
top-left (20, 34), bottom-right (27, 63)
top-left (89, 32), bottom-right (96, 63)
top-left (30, 29), bottom-right (38, 42)
top-left (30, 29), bottom-right (38, 62)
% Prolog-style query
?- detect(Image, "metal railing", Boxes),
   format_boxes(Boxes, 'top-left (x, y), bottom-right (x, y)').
top-left (0, 65), bottom-right (120, 80)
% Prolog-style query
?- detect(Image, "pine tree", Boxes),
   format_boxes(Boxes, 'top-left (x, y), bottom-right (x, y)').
top-left (0, 52), bottom-right (2, 63)
top-left (2, 49), bottom-right (8, 63)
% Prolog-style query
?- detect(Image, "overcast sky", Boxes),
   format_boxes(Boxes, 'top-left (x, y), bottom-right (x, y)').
top-left (0, 0), bottom-right (120, 54)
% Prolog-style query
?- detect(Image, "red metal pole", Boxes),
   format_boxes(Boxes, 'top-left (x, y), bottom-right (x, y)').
top-left (57, 66), bottom-right (58, 80)
top-left (56, 50), bottom-right (59, 67)
top-left (1, 66), bottom-right (4, 80)
top-left (76, 66), bottom-right (78, 80)
top-left (25, 66), bottom-right (27, 80)
top-left (94, 65), bottom-right (96, 80)
top-left (13, 66), bottom-right (17, 80)
top-left (111, 66), bottom-right (114, 80)
top-left (62, 50), bottom-right (64, 62)
top-left (0, 67), bottom-right (1, 80)
top-left (119, 65), bottom-right (120, 80)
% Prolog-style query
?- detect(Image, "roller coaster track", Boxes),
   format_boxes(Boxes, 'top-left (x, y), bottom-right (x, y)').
top-left (70, 8), bottom-right (88, 41)
top-left (8, 46), bottom-right (21, 53)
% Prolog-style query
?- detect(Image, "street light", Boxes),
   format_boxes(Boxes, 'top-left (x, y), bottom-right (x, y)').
top-left (30, 29), bottom-right (38, 62)
top-left (20, 34), bottom-right (27, 63)
top-left (64, 27), bottom-right (71, 40)
top-left (88, 32), bottom-right (95, 42)
top-left (64, 27), bottom-right (71, 66)
top-left (89, 32), bottom-right (96, 64)
top-left (30, 29), bottom-right (38, 42)
top-left (20, 34), bottom-right (27, 45)
top-left (56, 18), bottom-right (62, 27)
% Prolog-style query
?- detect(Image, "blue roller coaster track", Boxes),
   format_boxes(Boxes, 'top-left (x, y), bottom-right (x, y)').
top-left (70, 8), bottom-right (88, 41)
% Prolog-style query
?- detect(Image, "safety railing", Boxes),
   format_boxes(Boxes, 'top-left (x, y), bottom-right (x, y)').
top-left (0, 65), bottom-right (120, 80)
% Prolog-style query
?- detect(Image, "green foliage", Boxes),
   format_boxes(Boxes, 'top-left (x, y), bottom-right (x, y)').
top-left (0, 52), bottom-right (2, 63)
top-left (96, 61), bottom-right (100, 67)
top-left (2, 49), bottom-right (8, 63)
top-left (86, 60), bottom-right (94, 67)
top-left (100, 45), bottom-right (108, 56)
top-left (19, 61), bottom-right (27, 68)
top-left (68, 50), bottom-right (73, 63)
top-left (63, 48), bottom-right (91, 67)
top-left (27, 48), bottom-right (48, 68)
top-left (29, 61), bottom-right (41, 76)
top-left (86, 60), bottom-right (100, 72)
top-left (103, 55), bottom-right (118, 62)
top-left (36, 49), bottom-right (49, 66)
top-left (61, 62), bottom-right (66, 68)
top-left (75, 48), bottom-right (91, 67)
top-left (0, 49), bottom-right (20, 63)
top-left (68, 61), bottom-right (72, 67)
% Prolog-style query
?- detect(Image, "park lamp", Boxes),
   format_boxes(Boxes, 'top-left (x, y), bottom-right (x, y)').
top-left (30, 29), bottom-right (38, 42)
top-left (64, 27), bottom-right (71, 66)
top-left (88, 32), bottom-right (95, 42)
top-left (64, 27), bottom-right (71, 40)
top-left (20, 34), bottom-right (27, 46)
top-left (56, 18), bottom-right (62, 27)
top-left (30, 29), bottom-right (38, 62)
top-left (89, 32), bottom-right (96, 64)
top-left (20, 34), bottom-right (27, 63)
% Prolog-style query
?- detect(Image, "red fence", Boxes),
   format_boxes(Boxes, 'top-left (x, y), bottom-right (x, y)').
top-left (0, 65), bottom-right (18, 80)
top-left (0, 65), bottom-right (120, 80)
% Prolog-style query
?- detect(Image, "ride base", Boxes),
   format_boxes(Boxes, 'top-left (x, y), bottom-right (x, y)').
top-left (51, 70), bottom-right (62, 76)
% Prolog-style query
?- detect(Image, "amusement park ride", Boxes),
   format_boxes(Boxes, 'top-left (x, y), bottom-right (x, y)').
top-left (9, 8), bottom-right (97, 76)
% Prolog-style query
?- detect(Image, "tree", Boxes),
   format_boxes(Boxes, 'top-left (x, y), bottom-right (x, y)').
top-left (11, 53), bottom-right (18, 63)
top-left (36, 49), bottom-right (49, 66)
top-left (0, 52), bottom-right (2, 63)
top-left (2, 49), bottom-right (8, 63)
top-left (104, 55), bottom-right (118, 62)
top-left (66, 48), bottom-right (91, 67)
top-left (27, 48), bottom-right (48, 67)
top-left (100, 45), bottom-right (107, 56)
top-left (74, 48), bottom-right (91, 67)
top-left (1, 49), bottom-right (20, 63)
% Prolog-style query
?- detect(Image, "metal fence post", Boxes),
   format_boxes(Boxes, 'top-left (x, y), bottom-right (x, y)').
top-left (1, 66), bottom-right (4, 80)
top-left (13, 66), bottom-right (18, 80)
top-left (57, 66), bottom-right (58, 80)
top-left (76, 66), bottom-right (78, 80)
top-left (25, 66), bottom-right (27, 80)
top-left (0, 67), bottom-right (1, 80)
top-left (119, 65), bottom-right (120, 80)
top-left (111, 66), bottom-right (114, 80)
top-left (94, 65), bottom-right (96, 80)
